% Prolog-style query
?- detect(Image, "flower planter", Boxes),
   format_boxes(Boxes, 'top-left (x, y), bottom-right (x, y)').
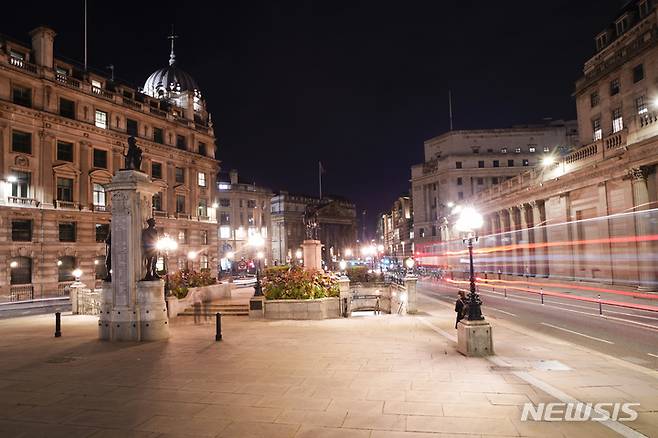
top-left (263, 297), bottom-right (340, 320)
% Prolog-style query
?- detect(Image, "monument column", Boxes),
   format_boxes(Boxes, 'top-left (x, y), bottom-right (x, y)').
top-left (629, 167), bottom-right (658, 290)
top-left (519, 204), bottom-right (532, 277)
top-left (100, 166), bottom-right (169, 341)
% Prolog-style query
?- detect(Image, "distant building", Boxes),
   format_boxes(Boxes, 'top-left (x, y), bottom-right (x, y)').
top-left (425, 0), bottom-right (658, 288)
top-left (0, 27), bottom-right (219, 302)
top-left (271, 192), bottom-right (357, 266)
top-left (411, 120), bottom-right (578, 244)
top-left (378, 195), bottom-right (413, 261)
top-left (216, 170), bottom-right (272, 272)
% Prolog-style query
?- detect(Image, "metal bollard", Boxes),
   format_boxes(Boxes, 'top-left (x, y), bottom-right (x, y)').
top-left (215, 312), bottom-right (222, 341)
top-left (343, 297), bottom-right (348, 317)
top-left (54, 312), bottom-right (62, 337)
top-left (540, 288), bottom-right (544, 304)
top-left (504, 288), bottom-right (507, 298)
top-left (598, 294), bottom-right (602, 315)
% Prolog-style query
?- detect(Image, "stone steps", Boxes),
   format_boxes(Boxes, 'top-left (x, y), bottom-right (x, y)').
top-left (177, 303), bottom-right (249, 317)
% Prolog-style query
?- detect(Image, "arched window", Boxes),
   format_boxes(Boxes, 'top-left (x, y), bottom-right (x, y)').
top-left (10, 257), bottom-right (32, 285)
top-left (58, 256), bottom-right (76, 282)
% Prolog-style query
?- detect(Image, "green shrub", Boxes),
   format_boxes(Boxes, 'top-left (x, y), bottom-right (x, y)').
top-left (263, 266), bottom-right (339, 300)
top-left (345, 266), bottom-right (381, 283)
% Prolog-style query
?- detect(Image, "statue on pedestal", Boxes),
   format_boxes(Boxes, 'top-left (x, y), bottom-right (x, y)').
top-left (124, 136), bottom-right (143, 171)
top-left (142, 218), bottom-right (160, 280)
top-left (303, 204), bottom-right (320, 240)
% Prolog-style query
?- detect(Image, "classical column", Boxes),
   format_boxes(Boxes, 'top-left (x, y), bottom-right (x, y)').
top-left (545, 194), bottom-right (572, 280)
top-left (497, 211), bottom-right (507, 276)
top-left (0, 123), bottom-right (6, 205)
top-left (519, 204), bottom-right (534, 276)
top-left (508, 207), bottom-right (521, 276)
top-left (596, 182), bottom-right (613, 284)
top-left (530, 201), bottom-right (548, 277)
top-left (629, 167), bottom-right (658, 290)
top-left (38, 130), bottom-right (54, 207)
top-left (79, 141), bottom-right (90, 210)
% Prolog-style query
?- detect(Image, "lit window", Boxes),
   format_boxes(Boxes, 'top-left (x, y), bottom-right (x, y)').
top-left (200, 254), bottom-right (209, 270)
top-left (95, 110), bottom-right (107, 129)
top-left (636, 96), bottom-right (648, 115)
top-left (612, 108), bottom-right (623, 133)
top-left (523, 159), bottom-right (529, 166)
top-left (500, 148), bottom-right (507, 154)
top-left (198, 172), bottom-right (206, 187)
top-left (220, 226), bottom-right (231, 239)
top-left (528, 146), bottom-right (536, 153)
top-left (514, 148), bottom-right (521, 154)
top-left (543, 146), bottom-right (550, 153)
top-left (178, 230), bottom-right (188, 243)
top-left (92, 183), bottom-right (106, 207)
top-left (91, 79), bottom-right (102, 89)
top-left (592, 118), bottom-right (602, 141)
top-left (218, 183), bottom-right (230, 190)
top-left (236, 227), bottom-right (245, 239)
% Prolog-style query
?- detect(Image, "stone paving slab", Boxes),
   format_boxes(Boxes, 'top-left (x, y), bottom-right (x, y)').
top-left (0, 297), bottom-right (657, 438)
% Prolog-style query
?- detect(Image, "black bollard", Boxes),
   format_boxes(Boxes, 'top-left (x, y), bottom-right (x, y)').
top-left (54, 312), bottom-right (62, 337)
top-left (540, 288), bottom-right (544, 304)
top-left (215, 312), bottom-right (222, 341)
top-left (598, 294), bottom-right (602, 315)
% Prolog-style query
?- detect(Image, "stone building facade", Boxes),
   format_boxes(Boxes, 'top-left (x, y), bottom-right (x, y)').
top-left (411, 121), bottom-right (578, 245)
top-left (378, 195), bottom-right (413, 260)
top-left (0, 27), bottom-right (219, 302)
top-left (216, 170), bottom-right (272, 271)
top-left (271, 192), bottom-right (357, 266)
top-left (430, 0), bottom-right (658, 288)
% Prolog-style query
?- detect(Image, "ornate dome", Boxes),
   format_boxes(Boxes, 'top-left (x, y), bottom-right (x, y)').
top-left (142, 33), bottom-right (202, 100)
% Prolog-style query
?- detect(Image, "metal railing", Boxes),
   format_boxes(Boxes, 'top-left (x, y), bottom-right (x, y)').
top-left (57, 282), bottom-right (74, 296)
top-left (9, 284), bottom-right (34, 301)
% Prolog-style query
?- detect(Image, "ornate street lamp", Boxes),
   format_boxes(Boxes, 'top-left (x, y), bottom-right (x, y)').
top-left (156, 234), bottom-right (178, 297)
top-left (455, 206), bottom-right (484, 321)
top-left (248, 234), bottom-right (265, 296)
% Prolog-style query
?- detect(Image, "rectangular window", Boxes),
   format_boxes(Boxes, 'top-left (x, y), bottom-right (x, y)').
top-left (10, 171), bottom-right (30, 198)
top-left (56, 177), bottom-right (73, 202)
top-left (178, 230), bottom-right (188, 244)
top-left (11, 130), bottom-right (31, 154)
top-left (590, 91), bottom-right (600, 108)
top-left (523, 159), bottom-right (530, 166)
top-left (175, 167), bottom-right (185, 183)
top-left (636, 96), bottom-right (648, 115)
top-left (91, 79), bottom-right (102, 89)
top-left (153, 127), bottom-right (164, 144)
top-left (633, 64), bottom-right (644, 83)
top-left (151, 162), bottom-right (162, 179)
top-left (493, 160), bottom-right (499, 167)
top-left (528, 146), bottom-right (536, 153)
top-left (198, 142), bottom-right (207, 156)
top-left (95, 223), bottom-right (109, 243)
top-left (59, 98), bottom-right (75, 119)
top-left (11, 257), bottom-right (31, 285)
top-left (95, 110), bottom-right (108, 129)
top-left (198, 199), bottom-right (208, 217)
top-left (515, 148), bottom-right (522, 153)
top-left (12, 85), bottom-right (32, 107)
top-left (201, 230), bottom-right (208, 245)
top-left (492, 177), bottom-right (499, 185)
top-left (218, 183), bottom-right (230, 190)
top-left (248, 213), bottom-right (255, 225)
top-left (93, 149), bottom-right (108, 169)
top-left (219, 213), bottom-right (230, 225)
top-left (126, 118), bottom-right (138, 136)
top-left (198, 172), bottom-right (206, 187)
top-left (176, 195), bottom-right (186, 213)
top-left (477, 177), bottom-right (484, 185)
top-left (12, 220), bottom-right (32, 242)
top-left (455, 161), bottom-right (462, 169)
top-left (610, 78), bottom-right (620, 96)
top-left (176, 135), bottom-right (186, 150)
top-left (639, 0), bottom-right (649, 17)
top-left (508, 159), bottom-right (514, 167)
top-left (456, 177), bottom-right (463, 186)
top-left (219, 226), bottom-right (231, 239)
top-left (612, 108), bottom-right (624, 133)
top-left (92, 183), bottom-right (106, 207)
top-left (152, 192), bottom-right (163, 211)
top-left (478, 160), bottom-right (485, 168)
top-left (247, 200), bottom-right (257, 208)
top-left (616, 16), bottom-right (628, 36)
top-left (200, 254), bottom-right (209, 270)
top-left (590, 119), bottom-right (600, 139)
top-left (59, 222), bottom-right (76, 242)
top-left (57, 141), bottom-right (74, 162)
top-left (543, 146), bottom-right (550, 153)
top-left (219, 198), bottom-right (230, 207)
top-left (500, 148), bottom-right (508, 153)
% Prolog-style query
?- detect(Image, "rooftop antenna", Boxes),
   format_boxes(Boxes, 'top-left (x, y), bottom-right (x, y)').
top-left (167, 24), bottom-right (179, 66)
top-left (83, 0), bottom-right (88, 71)
top-left (106, 64), bottom-right (114, 81)
top-left (448, 89), bottom-right (454, 131)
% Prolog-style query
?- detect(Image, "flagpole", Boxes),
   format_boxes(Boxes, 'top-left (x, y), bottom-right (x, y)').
top-left (319, 161), bottom-right (322, 200)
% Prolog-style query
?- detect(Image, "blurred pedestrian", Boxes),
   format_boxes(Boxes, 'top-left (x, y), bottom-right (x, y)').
top-left (455, 290), bottom-right (468, 329)
top-left (193, 291), bottom-right (202, 324)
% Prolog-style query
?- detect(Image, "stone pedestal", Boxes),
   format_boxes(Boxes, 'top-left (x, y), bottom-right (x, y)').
top-left (457, 319), bottom-right (494, 357)
top-left (337, 276), bottom-right (351, 317)
top-left (302, 240), bottom-right (322, 271)
top-left (404, 276), bottom-right (418, 314)
top-left (249, 296), bottom-right (265, 318)
top-left (99, 170), bottom-right (169, 342)
top-left (69, 281), bottom-right (87, 314)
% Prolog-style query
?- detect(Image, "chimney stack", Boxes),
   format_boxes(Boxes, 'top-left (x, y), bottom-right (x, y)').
top-left (229, 169), bottom-right (239, 185)
top-left (29, 26), bottom-right (56, 68)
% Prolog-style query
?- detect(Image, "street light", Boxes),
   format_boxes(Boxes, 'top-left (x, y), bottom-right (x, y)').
top-left (542, 156), bottom-right (556, 167)
top-left (339, 259), bottom-right (347, 274)
top-left (344, 248), bottom-right (353, 258)
top-left (72, 268), bottom-right (83, 282)
top-left (156, 234), bottom-right (178, 297)
top-left (455, 206), bottom-right (484, 321)
top-left (248, 234), bottom-right (266, 296)
top-left (405, 257), bottom-right (415, 276)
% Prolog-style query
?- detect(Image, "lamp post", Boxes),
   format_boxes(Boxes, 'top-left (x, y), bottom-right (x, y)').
top-left (248, 234), bottom-right (265, 296)
top-left (455, 206), bottom-right (484, 321)
top-left (156, 234), bottom-right (178, 298)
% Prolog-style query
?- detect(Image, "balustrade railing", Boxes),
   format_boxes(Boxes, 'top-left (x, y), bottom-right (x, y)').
top-left (92, 86), bottom-right (114, 100)
top-left (9, 57), bottom-right (38, 73)
top-left (55, 73), bottom-right (81, 88)
top-left (55, 200), bottom-right (79, 210)
top-left (8, 196), bottom-right (40, 207)
top-left (153, 210), bottom-right (168, 218)
top-left (9, 284), bottom-right (34, 302)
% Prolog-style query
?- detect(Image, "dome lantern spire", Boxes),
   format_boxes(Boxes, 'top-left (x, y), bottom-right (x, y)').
top-left (167, 24), bottom-right (179, 66)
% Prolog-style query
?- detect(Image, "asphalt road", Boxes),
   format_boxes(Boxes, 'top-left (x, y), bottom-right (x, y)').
top-left (417, 279), bottom-right (658, 371)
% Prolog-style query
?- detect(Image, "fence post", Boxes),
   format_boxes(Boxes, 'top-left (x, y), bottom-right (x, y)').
top-left (215, 312), bottom-right (222, 341)
top-left (54, 312), bottom-right (62, 337)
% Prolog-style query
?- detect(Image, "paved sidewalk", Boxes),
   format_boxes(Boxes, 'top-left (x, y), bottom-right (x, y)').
top-left (0, 294), bottom-right (656, 437)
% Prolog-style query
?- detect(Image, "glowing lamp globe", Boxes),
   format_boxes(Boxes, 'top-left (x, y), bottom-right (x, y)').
top-left (455, 207), bottom-right (483, 233)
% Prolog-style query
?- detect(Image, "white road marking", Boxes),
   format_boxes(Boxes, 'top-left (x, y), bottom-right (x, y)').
top-left (648, 353), bottom-right (658, 359)
top-left (486, 307), bottom-right (517, 317)
top-left (540, 322), bottom-right (614, 344)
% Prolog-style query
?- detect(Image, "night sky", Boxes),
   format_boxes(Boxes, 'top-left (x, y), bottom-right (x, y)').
top-left (3, 1), bottom-right (622, 235)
